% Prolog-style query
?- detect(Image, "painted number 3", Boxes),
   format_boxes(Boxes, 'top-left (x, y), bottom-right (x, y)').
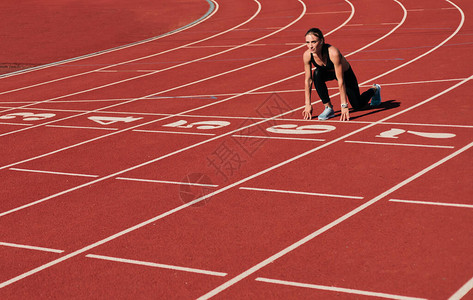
top-left (0, 112), bottom-right (56, 121)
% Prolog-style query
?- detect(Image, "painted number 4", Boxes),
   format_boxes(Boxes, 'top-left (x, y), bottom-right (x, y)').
top-left (377, 128), bottom-right (456, 139)
top-left (88, 116), bottom-right (143, 125)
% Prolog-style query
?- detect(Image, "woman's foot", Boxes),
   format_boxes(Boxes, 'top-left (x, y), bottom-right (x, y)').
top-left (318, 106), bottom-right (335, 120)
top-left (370, 84), bottom-right (382, 106)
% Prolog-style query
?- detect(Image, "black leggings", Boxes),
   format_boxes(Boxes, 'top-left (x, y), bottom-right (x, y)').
top-left (313, 67), bottom-right (374, 110)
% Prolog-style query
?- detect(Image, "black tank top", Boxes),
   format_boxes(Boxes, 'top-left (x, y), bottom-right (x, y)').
top-left (310, 43), bottom-right (334, 71)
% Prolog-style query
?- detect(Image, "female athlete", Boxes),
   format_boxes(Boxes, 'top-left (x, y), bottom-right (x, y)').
top-left (302, 28), bottom-right (381, 121)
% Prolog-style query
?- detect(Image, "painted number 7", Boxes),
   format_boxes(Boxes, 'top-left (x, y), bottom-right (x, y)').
top-left (377, 128), bottom-right (456, 139)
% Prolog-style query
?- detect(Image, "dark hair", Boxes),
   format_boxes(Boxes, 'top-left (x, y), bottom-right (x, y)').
top-left (305, 28), bottom-right (324, 41)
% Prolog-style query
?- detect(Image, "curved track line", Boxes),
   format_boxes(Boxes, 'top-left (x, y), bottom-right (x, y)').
top-left (197, 1), bottom-right (467, 298)
top-left (199, 103), bottom-right (473, 300)
top-left (0, 0), bottom-right (351, 284)
top-left (5, 0), bottom-right (461, 292)
top-left (0, 0), bottom-right (396, 287)
top-left (0, 0), bottom-right (259, 96)
top-left (0, 0), bottom-right (350, 170)
top-left (0, 0), bottom-right (301, 137)
top-left (0, 0), bottom-right (217, 80)
top-left (0, 0), bottom-right (467, 293)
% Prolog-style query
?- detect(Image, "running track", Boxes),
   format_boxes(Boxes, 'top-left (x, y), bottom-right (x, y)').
top-left (0, 0), bottom-right (472, 299)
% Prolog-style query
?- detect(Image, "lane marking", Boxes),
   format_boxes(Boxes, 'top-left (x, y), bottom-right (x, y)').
top-left (0, 0), bottom-right (353, 287)
top-left (198, 140), bottom-right (473, 299)
top-left (3, 103), bottom-right (473, 129)
top-left (7, 73), bottom-right (467, 219)
top-left (239, 187), bottom-right (363, 200)
top-left (0, 0), bottom-right (312, 138)
top-left (390, 199), bottom-right (473, 209)
top-left (255, 277), bottom-right (427, 300)
top-left (0, 77), bottom-right (463, 105)
top-left (0, 0), bottom-right (218, 79)
top-left (9, 168), bottom-right (99, 178)
top-left (0, 0), bottom-right (460, 224)
top-left (0, 0), bottom-right (242, 97)
top-left (116, 177), bottom-right (218, 187)
top-left (0, 242), bottom-right (64, 254)
top-left (306, 11), bottom-right (352, 15)
top-left (345, 140), bottom-right (454, 149)
top-left (45, 125), bottom-right (118, 131)
top-left (133, 129), bottom-right (216, 136)
top-left (231, 135), bottom-right (325, 142)
top-left (86, 254), bottom-right (227, 277)
top-left (0, 0), bottom-right (392, 216)
top-left (0, 122), bottom-right (31, 126)
top-left (0, 0), bottom-right (311, 171)
top-left (197, 0), bottom-right (470, 292)
top-left (449, 276), bottom-right (473, 300)
top-left (1, 0), bottom-right (458, 289)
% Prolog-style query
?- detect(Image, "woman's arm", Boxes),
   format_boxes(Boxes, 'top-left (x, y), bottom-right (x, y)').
top-left (330, 46), bottom-right (350, 121)
top-left (302, 51), bottom-right (313, 120)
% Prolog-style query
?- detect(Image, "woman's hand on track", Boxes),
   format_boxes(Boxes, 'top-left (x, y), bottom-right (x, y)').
top-left (340, 107), bottom-right (350, 121)
top-left (302, 104), bottom-right (313, 120)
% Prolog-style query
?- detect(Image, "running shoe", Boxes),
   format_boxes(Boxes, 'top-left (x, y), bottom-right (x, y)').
top-left (318, 106), bottom-right (335, 120)
top-left (370, 84), bottom-right (381, 107)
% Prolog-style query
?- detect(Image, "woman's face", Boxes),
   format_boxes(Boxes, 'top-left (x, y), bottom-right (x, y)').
top-left (305, 33), bottom-right (323, 54)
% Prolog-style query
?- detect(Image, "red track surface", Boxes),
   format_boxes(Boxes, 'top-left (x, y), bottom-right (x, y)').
top-left (0, 0), bottom-right (472, 299)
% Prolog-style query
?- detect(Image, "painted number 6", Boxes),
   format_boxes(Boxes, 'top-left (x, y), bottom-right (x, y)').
top-left (266, 124), bottom-right (336, 135)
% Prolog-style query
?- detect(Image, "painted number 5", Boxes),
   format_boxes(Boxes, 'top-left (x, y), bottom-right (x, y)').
top-left (163, 120), bottom-right (230, 130)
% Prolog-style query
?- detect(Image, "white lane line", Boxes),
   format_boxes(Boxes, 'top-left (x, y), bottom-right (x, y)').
top-left (116, 177), bottom-right (218, 187)
top-left (390, 199), bottom-right (473, 209)
top-left (0, 0), bottom-right (347, 213)
top-left (239, 187), bottom-right (363, 200)
top-left (9, 168), bottom-right (99, 178)
top-left (0, 242), bottom-right (64, 254)
top-left (0, 0), bottom-right (259, 102)
top-left (0, 0), bottom-right (467, 292)
top-left (0, 0), bottom-right (390, 217)
top-left (231, 135), bottom-right (325, 142)
top-left (449, 276), bottom-right (473, 300)
top-left (45, 125), bottom-right (118, 131)
top-left (0, 0), bottom-right (445, 288)
top-left (0, 0), bottom-right (455, 222)
top-left (0, 0), bottom-right (245, 97)
top-left (0, 0), bottom-right (311, 172)
top-left (255, 277), bottom-right (427, 300)
top-left (306, 11), bottom-right (352, 15)
top-left (133, 129), bottom-right (216, 136)
top-left (5, 103), bottom-right (473, 129)
top-left (345, 140), bottom-right (454, 149)
top-left (0, 122), bottom-right (31, 126)
top-left (86, 254), bottom-right (227, 277)
top-left (185, 43), bottom-right (267, 48)
top-left (0, 0), bottom-right (219, 81)
top-left (198, 138), bottom-right (473, 299)
top-left (197, 0), bottom-right (470, 291)
top-left (4, 74), bottom-right (467, 220)
top-left (0, 0), bottom-right (353, 287)
top-left (0, 0), bottom-right (306, 138)
top-left (0, 77), bottom-right (462, 105)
